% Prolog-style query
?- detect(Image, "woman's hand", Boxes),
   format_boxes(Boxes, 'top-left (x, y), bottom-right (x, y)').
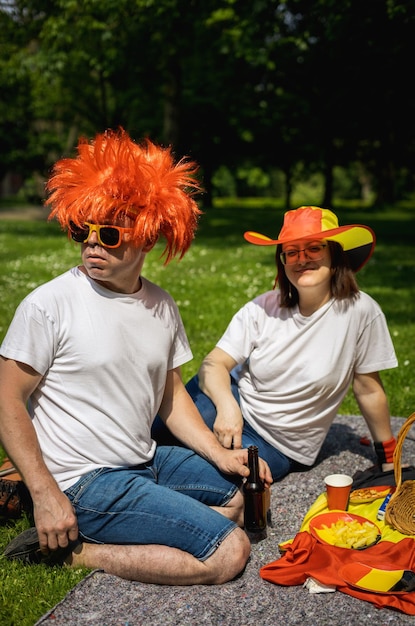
top-left (213, 406), bottom-right (244, 449)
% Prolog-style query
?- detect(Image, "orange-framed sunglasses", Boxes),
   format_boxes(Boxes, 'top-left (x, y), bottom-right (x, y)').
top-left (69, 221), bottom-right (133, 249)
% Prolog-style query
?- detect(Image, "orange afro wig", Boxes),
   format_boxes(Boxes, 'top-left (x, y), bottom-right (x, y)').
top-left (46, 128), bottom-right (202, 263)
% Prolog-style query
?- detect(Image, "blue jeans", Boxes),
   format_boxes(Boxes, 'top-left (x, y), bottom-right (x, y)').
top-left (64, 446), bottom-right (240, 560)
top-left (183, 375), bottom-right (304, 481)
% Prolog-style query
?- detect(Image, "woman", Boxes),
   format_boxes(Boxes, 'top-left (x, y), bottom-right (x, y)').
top-left (185, 206), bottom-right (398, 481)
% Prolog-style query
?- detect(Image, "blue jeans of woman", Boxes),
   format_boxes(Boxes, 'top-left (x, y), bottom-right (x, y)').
top-left (181, 375), bottom-right (305, 481)
top-left (64, 445), bottom-right (240, 561)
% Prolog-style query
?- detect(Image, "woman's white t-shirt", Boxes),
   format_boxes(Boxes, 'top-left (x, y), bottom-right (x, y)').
top-left (0, 267), bottom-right (192, 490)
top-left (217, 290), bottom-right (398, 466)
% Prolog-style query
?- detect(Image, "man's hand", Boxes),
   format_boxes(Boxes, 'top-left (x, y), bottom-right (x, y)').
top-left (258, 456), bottom-right (273, 488)
top-left (33, 489), bottom-right (78, 555)
top-left (211, 446), bottom-right (273, 488)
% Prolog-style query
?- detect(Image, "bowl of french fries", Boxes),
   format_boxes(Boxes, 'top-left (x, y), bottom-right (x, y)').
top-left (309, 512), bottom-right (381, 550)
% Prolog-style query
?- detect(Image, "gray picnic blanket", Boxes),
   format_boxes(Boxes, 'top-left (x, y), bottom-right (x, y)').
top-left (35, 415), bottom-right (415, 626)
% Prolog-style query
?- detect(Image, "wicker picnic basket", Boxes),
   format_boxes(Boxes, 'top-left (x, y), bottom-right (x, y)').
top-left (385, 411), bottom-right (415, 535)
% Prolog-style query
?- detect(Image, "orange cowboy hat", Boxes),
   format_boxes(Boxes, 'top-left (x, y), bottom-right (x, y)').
top-left (244, 206), bottom-right (375, 272)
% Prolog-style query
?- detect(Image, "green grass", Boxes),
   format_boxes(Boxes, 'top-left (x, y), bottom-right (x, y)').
top-left (0, 517), bottom-right (90, 625)
top-left (0, 199), bottom-right (414, 624)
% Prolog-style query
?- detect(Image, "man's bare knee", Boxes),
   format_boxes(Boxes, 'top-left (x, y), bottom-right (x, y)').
top-left (203, 527), bottom-right (250, 584)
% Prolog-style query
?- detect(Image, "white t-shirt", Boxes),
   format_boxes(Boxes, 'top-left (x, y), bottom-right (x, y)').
top-left (0, 267), bottom-right (193, 490)
top-left (217, 290), bottom-right (398, 466)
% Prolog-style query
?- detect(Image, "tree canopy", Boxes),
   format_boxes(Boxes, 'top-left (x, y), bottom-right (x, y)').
top-left (1, 0), bottom-right (414, 206)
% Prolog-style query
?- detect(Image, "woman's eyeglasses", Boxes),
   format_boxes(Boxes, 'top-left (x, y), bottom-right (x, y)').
top-left (69, 222), bottom-right (133, 249)
top-left (280, 244), bottom-right (327, 265)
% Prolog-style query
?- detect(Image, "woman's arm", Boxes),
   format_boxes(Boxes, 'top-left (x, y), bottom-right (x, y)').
top-left (198, 347), bottom-right (245, 449)
top-left (352, 370), bottom-right (395, 471)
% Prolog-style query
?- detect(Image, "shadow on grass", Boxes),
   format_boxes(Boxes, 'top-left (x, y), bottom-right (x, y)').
top-left (0, 220), bottom-right (63, 238)
top-left (197, 202), bottom-right (415, 247)
top-left (2, 200), bottom-right (414, 246)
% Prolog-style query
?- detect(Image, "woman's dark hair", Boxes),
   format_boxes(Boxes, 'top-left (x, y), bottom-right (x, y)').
top-left (276, 240), bottom-right (359, 308)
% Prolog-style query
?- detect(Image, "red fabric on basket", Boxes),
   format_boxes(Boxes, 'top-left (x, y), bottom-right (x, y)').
top-left (260, 532), bottom-right (415, 614)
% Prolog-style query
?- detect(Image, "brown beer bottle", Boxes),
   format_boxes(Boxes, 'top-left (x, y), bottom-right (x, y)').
top-left (243, 445), bottom-right (266, 533)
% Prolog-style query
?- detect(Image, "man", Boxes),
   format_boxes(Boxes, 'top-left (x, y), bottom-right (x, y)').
top-left (0, 129), bottom-right (272, 584)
